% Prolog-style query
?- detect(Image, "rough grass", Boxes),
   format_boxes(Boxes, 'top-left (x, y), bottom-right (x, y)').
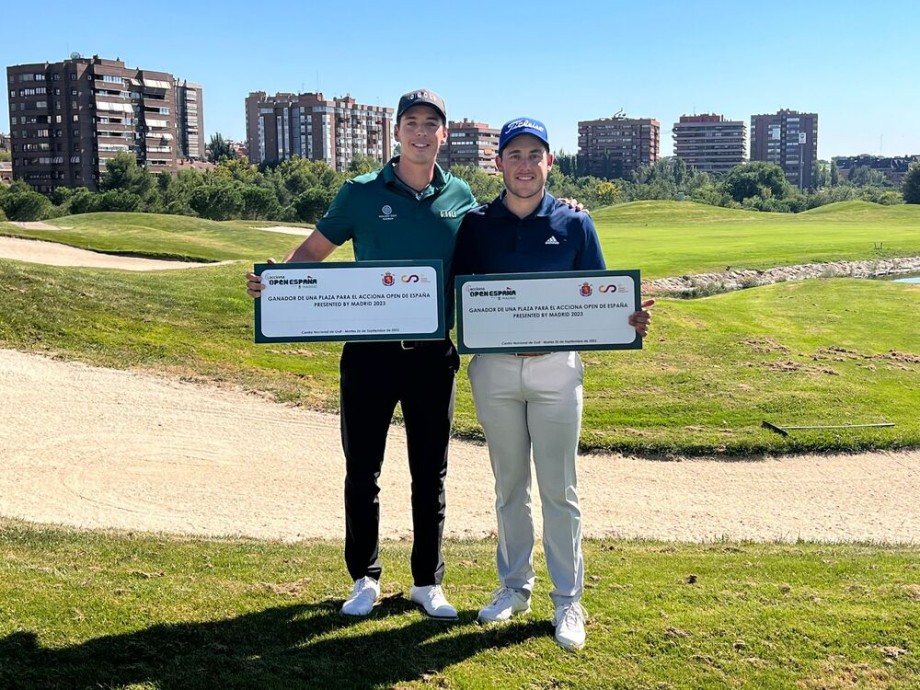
top-left (1, 520), bottom-right (917, 690)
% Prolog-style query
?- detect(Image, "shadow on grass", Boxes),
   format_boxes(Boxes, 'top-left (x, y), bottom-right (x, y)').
top-left (0, 594), bottom-right (546, 689)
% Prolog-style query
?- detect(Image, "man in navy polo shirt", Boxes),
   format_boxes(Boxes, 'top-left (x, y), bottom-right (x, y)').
top-left (247, 89), bottom-right (475, 621)
top-left (454, 117), bottom-right (654, 650)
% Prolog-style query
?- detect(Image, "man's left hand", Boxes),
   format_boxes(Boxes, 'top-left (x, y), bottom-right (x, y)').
top-left (558, 197), bottom-right (588, 213)
top-left (628, 299), bottom-right (655, 337)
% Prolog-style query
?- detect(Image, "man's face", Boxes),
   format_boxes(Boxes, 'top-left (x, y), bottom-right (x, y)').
top-left (394, 105), bottom-right (447, 165)
top-left (496, 134), bottom-right (554, 201)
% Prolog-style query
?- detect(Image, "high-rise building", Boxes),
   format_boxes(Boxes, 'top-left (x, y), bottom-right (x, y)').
top-left (672, 114), bottom-right (746, 174)
top-left (577, 114), bottom-right (660, 180)
top-left (749, 109), bottom-right (818, 189)
top-left (175, 80), bottom-right (204, 160)
top-left (6, 55), bottom-right (202, 193)
top-left (245, 91), bottom-right (392, 171)
top-left (438, 119), bottom-right (499, 173)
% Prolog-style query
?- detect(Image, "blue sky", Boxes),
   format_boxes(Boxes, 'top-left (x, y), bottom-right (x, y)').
top-left (3, 0), bottom-right (918, 160)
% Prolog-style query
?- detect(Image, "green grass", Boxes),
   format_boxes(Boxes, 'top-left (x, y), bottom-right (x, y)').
top-left (1, 520), bottom-right (917, 690)
top-left (3, 201), bottom-right (919, 278)
top-left (0, 213), bottom-right (326, 263)
top-left (591, 200), bottom-right (920, 278)
top-left (1, 203), bottom-right (918, 454)
top-left (0, 266), bottom-right (915, 454)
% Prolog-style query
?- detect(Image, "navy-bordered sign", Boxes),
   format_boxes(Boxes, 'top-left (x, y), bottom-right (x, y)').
top-left (254, 260), bottom-right (445, 344)
top-left (455, 269), bottom-right (641, 354)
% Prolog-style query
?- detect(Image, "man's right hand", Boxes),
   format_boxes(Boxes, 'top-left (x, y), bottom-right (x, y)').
top-left (245, 258), bottom-right (276, 299)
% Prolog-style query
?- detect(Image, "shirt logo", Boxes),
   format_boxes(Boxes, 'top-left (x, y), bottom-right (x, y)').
top-left (545, 236), bottom-right (560, 245)
top-left (379, 205), bottom-right (397, 221)
top-left (440, 210), bottom-right (457, 218)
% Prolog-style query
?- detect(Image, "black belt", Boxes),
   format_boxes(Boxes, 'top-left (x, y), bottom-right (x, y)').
top-left (399, 339), bottom-right (449, 350)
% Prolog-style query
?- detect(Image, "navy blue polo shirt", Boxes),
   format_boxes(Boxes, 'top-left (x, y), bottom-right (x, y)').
top-left (454, 191), bottom-right (606, 276)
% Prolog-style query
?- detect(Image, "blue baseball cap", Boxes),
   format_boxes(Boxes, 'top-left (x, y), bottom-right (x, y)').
top-left (498, 117), bottom-right (550, 154)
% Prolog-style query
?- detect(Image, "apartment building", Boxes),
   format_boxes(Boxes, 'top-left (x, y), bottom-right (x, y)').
top-left (672, 114), bottom-right (746, 174)
top-left (6, 55), bottom-right (203, 193)
top-left (0, 131), bottom-right (9, 151)
top-left (175, 80), bottom-right (204, 160)
top-left (749, 109), bottom-right (818, 189)
top-left (245, 91), bottom-right (391, 171)
top-left (577, 114), bottom-right (660, 180)
top-left (437, 119), bottom-right (499, 173)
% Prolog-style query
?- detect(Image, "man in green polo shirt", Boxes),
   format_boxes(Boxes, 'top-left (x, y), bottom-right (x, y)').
top-left (246, 88), bottom-right (475, 620)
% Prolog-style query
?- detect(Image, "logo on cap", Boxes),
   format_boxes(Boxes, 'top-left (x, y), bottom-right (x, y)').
top-left (505, 119), bottom-right (545, 134)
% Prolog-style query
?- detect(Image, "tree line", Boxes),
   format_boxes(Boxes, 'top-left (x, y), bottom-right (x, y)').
top-left (2, 148), bottom-right (919, 223)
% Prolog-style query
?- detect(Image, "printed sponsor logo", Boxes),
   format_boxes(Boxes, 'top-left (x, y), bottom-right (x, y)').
top-left (382, 272), bottom-right (395, 286)
top-left (267, 275), bottom-right (318, 288)
top-left (379, 205), bottom-right (397, 221)
top-left (579, 282), bottom-right (593, 297)
top-left (466, 284), bottom-right (517, 299)
top-left (545, 236), bottom-right (560, 245)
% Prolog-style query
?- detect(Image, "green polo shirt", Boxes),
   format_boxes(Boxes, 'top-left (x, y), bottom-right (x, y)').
top-left (316, 157), bottom-right (476, 325)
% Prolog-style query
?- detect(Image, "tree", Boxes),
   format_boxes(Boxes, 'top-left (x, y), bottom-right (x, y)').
top-left (347, 155), bottom-right (382, 177)
top-left (903, 163), bottom-right (920, 204)
top-left (450, 164), bottom-right (503, 203)
top-left (847, 165), bottom-right (889, 188)
top-left (723, 162), bottom-right (792, 203)
top-left (294, 187), bottom-right (335, 223)
top-left (66, 188), bottom-right (102, 215)
top-left (216, 156), bottom-right (259, 184)
top-left (591, 180), bottom-right (621, 208)
top-left (98, 189), bottom-right (143, 212)
top-left (207, 133), bottom-right (236, 163)
top-left (189, 184), bottom-right (244, 220)
top-left (0, 188), bottom-right (53, 221)
top-left (241, 185), bottom-right (281, 220)
top-left (100, 153), bottom-right (154, 201)
top-left (813, 160), bottom-right (831, 189)
top-left (553, 150), bottom-right (578, 178)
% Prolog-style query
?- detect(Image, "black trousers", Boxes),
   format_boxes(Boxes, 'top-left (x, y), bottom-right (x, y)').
top-left (340, 338), bottom-right (459, 586)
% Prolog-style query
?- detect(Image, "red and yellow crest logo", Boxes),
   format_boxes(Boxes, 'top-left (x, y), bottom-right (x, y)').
top-left (382, 272), bottom-right (395, 286)
top-left (579, 282), bottom-right (593, 297)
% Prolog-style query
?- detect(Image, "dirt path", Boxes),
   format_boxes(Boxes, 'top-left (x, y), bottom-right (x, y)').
top-left (2, 348), bottom-right (917, 544)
